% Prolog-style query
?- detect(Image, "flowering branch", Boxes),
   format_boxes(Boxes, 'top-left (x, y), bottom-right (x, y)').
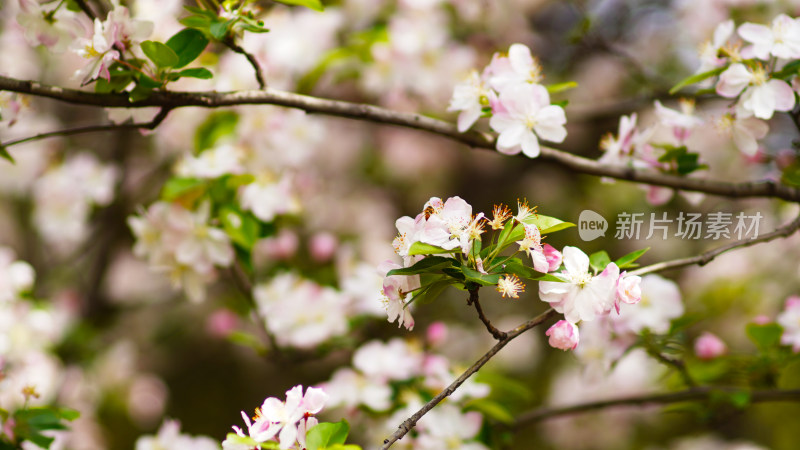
top-left (511, 386), bottom-right (800, 429)
top-left (380, 307), bottom-right (557, 449)
top-left (467, 288), bottom-right (507, 340)
top-left (1, 107), bottom-right (171, 148)
top-left (1, 74), bottom-right (799, 202)
top-left (630, 213), bottom-right (800, 277)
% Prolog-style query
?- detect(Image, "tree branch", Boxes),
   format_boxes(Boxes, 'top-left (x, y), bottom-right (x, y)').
top-left (630, 212), bottom-right (800, 276)
top-left (512, 386), bottom-right (800, 429)
top-left (467, 288), bottom-right (506, 340)
top-left (2, 74), bottom-right (799, 202)
top-left (1, 107), bottom-right (171, 148)
top-left (381, 308), bottom-right (557, 448)
top-left (223, 38), bottom-right (266, 89)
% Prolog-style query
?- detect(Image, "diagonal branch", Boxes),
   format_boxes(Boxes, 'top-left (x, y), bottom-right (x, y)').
top-left (467, 288), bottom-right (507, 340)
top-left (381, 308), bottom-right (557, 449)
top-left (630, 213), bottom-right (800, 276)
top-left (1, 107), bottom-right (172, 148)
top-left (1, 74), bottom-right (799, 202)
top-left (223, 38), bottom-right (266, 89)
top-left (512, 386), bottom-right (800, 428)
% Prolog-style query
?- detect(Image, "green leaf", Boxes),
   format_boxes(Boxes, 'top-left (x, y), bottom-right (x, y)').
top-left (386, 256), bottom-right (455, 276)
top-left (57, 408), bottom-right (80, 421)
top-left (616, 247), bottom-right (650, 269)
top-left (179, 15), bottom-right (212, 30)
top-left (746, 323), bottom-right (783, 351)
top-left (222, 433), bottom-right (259, 448)
top-left (532, 273), bottom-right (566, 282)
top-left (177, 67), bottom-right (213, 79)
top-left (227, 331), bottom-right (267, 352)
top-left (771, 60), bottom-right (800, 79)
top-left (507, 215), bottom-right (574, 245)
top-left (658, 146), bottom-right (707, 175)
top-left (781, 162), bottom-right (800, 188)
top-left (669, 66), bottom-right (726, 94)
top-left (461, 267), bottom-right (501, 286)
top-left (166, 28), bottom-right (209, 68)
top-left (195, 111), bottom-right (239, 152)
top-left (410, 278), bottom-right (453, 305)
top-left (272, 0), bottom-right (324, 12)
top-left (141, 40), bottom-right (180, 68)
top-left (464, 398), bottom-right (515, 425)
top-left (306, 420), bottom-right (349, 450)
top-left (136, 72), bottom-right (163, 89)
top-left (546, 81), bottom-right (578, 94)
top-left (128, 84), bottom-right (153, 103)
top-left (408, 241), bottom-right (461, 256)
top-left (209, 19), bottom-right (233, 40)
top-left (589, 250), bottom-right (611, 273)
top-left (0, 145), bottom-right (14, 164)
top-left (161, 177), bottom-right (207, 202)
top-left (220, 207), bottom-right (261, 251)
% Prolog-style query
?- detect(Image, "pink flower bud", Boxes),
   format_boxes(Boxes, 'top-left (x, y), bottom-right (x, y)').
top-left (616, 272), bottom-right (642, 306)
top-left (258, 229), bottom-right (299, 261)
top-left (694, 332), bottom-right (727, 360)
top-left (752, 315), bottom-right (771, 325)
top-left (542, 243), bottom-right (562, 272)
top-left (309, 232), bottom-right (338, 263)
top-left (545, 320), bottom-right (579, 351)
top-left (426, 321), bottom-right (448, 347)
top-left (206, 309), bottom-right (239, 338)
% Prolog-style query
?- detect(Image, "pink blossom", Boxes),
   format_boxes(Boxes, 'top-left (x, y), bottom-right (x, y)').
top-left (516, 223), bottom-right (548, 272)
top-left (777, 296), bottom-right (800, 352)
top-left (486, 43), bottom-right (543, 91)
top-left (426, 321), bottom-right (448, 347)
top-left (539, 247), bottom-right (619, 323)
top-left (616, 272), bottom-right (642, 311)
top-left (716, 63), bottom-right (795, 120)
top-left (738, 14), bottom-right (800, 60)
top-left (489, 83), bottom-right (567, 158)
top-left (546, 320), bottom-right (579, 351)
top-left (542, 243), bottom-right (562, 272)
top-left (309, 232), bottom-right (338, 262)
top-left (694, 332), bottom-right (727, 360)
top-left (448, 70), bottom-right (491, 132)
top-left (378, 261), bottom-right (420, 330)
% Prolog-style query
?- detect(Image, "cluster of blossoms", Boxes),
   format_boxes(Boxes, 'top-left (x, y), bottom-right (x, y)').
top-left (128, 201), bottom-right (234, 302)
top-left (540, 246), bottom-right (643, 351)
top-left (33, 153), bottom-right (118, 254)
top-left (323, 335), bottom-right (490, 449)
top-left (224, 385), bottom-right (327, 450)
top-left (448, 43), bottom-right (568, 158)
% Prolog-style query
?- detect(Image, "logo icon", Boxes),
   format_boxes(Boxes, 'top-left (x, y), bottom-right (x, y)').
top-left (578, 210), bottom-right (608, 241)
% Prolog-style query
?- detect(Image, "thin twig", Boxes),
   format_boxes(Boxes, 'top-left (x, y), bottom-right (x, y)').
top-left (2, 107), bottom-right (171, 148)
top-left (648, 349), bottom-right (696, 388)
top-left (381, 308), bottom-right (557, 449)
top-left (512, 387), bottom-right (800, 428)
top-left (1, 74), bottom-right (799, 202)
top-left (72, 0), bottom-right (98, 20)
top-left (228, 261), bottom-right (282, 356)
top-left (223, 38), bottom-right (266, 89)
top-left (467, 288), bottom-right (506, 340)
top-left (630, 213), bottom-right (800, 276)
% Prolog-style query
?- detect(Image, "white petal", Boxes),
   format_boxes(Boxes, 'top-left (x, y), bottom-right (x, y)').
top-left (562, 246), bottom-right (589, 277)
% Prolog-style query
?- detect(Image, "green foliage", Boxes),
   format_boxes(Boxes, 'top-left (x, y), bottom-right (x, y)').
top-left (141, 40), bottom-right (180, 68)
top-left (616, 247), bottom-right (650, 269)
top-left (386, 256), bottom-right (457, 276)
top-left (657, 145), bottom-right (708, 175)
top-left (0, 144), bottom-right (14, 164)
top-left (10, 407), bottom-right (80, 449)
top-left (669, 66), bottom-right (726, 94)
top-left (272, 0), bottom-right (325, 12)
top-left (781, 162), bottom-right (800, 188)
top-left (220, 207), bottom-right (261, 251)
top-left (408, 242), bottom-right (460, 256)
top-left (305, 420), bottom-right (350, 450)
top-left (747, 323), bottom-right (783, 351)
top-left (546, 81), bottom-right (578, 94)
top-left (195, 111), bottom-right (240, 153)
top-left (166, 28), bottom-right (210, 68)
top-left (589, 250), bottom-right (611, 273)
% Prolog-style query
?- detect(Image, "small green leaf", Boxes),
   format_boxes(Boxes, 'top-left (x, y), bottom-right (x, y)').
top-left (179, 15), bottom-right (212, 30)
top-left (408, 241), bottom-right (460, 256)
top-left (410, 278), bottom-right (453, 305)
top-left (386, 256), bottom-right (454, 276)
top-left (141, 40), bottom-right (180, 68)
top-left (58, 408), bottom-right (80, 421)
top-left (220, 207), bottom-right (261, 251)
top-left (781, 162), bottom-right (800, 188)
top-left (546, 81), bottom-right (578, 94)
top-left (161, 177), bottom-right (207, 201)
top-left (166, 28), bottom-right (209, 68)
top-left (272, 0), bottom-right (324, 12)
top-left (589, 250), bottom-right (611, 273)
top-left (669, 66), bottom-right (726, 95)
top-left (747, 322), bottom-right (783, 351)
top-left (177, 67), bottom-right (213, 79)
top-left (227, 331), bottom-right (267, 352)
top-left (209, 19), bottom-right (233, 40)
top-left (306, 420), bottom-right (349, 450)
top-left (772, 60), bottom-right (800, 79)
top-left (616, 247), bottom-right (650, 269)
top-left (532, 273), bottom-right (566, 282)
top-left (464, 398), bottom-right (515, 425)
top-left (0, 145), bottom-right (14, 164)
top-left (195, 111), bottom-right (239, 152)
top-left (222, 432), bottom-right (259, 448)
top-left (461, 267), bottom-right (501, 286)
